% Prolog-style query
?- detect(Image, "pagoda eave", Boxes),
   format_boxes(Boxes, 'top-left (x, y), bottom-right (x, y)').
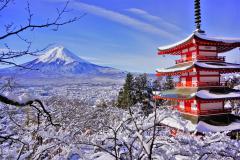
top-left (154, 95), bottom-right (240, 102)
top-left (194, 35), bottom-right (240, 53)
top-left (153, 88), bottom-right (240, 102)
top-left (153, 95), bottom-right (194, 101)
top-left (156, 61), bottom-right (240, 76)
top-left (156, 68), bottom-right (193, 76)
top-left (158, 33), bottom-right (240, 55)
top-left (178, 109), bottom-right (232, 117)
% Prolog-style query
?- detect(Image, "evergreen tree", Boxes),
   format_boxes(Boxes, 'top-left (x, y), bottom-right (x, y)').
top-left (134, 73), bottom-right (148, 103)
top-left (117, 73), bottom-right (134, 108)
top-left (164, 76), bottom-right (174, 90)
top-left (117, 88), bottom-right (124, 107)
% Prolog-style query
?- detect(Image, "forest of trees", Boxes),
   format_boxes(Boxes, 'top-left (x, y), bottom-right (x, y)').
top-left (117, 73), bottom-right (175, 110)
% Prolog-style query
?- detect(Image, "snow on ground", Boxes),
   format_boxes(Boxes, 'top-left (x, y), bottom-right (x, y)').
top-left (10, 82), bottom-right (122, 106)
top-left (161, 117), bottom-right (196, 132)
top-left (91, 152), bottom-right (115, 160)
top-left (1, 80), bottom-right (240, 159)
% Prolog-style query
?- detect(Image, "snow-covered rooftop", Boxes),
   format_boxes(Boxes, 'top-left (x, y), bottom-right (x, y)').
top-left (156, 62), bottom-right (193, 73)
top-left (156, 61), bottom-right (240, 74)
top-left (196, 121), bottom-right (240, 132)
top-left (155, 88), bottom-right (240, 100)
top-left (160, 114), bottom-right (240, 132)
top-left (158, 31), bottom-right (240, 51)
top-left (196, 89), bottom-right (240, 100)
top-left (158, 33), bottom-right (194, 51)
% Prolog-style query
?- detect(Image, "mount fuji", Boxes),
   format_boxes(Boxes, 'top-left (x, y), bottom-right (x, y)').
top-left (0, 45), bottom-right (125, 79)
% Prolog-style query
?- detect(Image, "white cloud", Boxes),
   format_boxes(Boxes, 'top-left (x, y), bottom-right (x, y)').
top-left (69, 1), bottom-right (178, 40)
top-left (126, 8), bottom-right (182, 32)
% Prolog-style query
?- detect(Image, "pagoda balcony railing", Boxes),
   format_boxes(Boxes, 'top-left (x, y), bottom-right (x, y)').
top-left (177, 107), bottom-right (231, 115)
top-left (176, 81), bottom-right (227, 87)
top-left (175, 56), bottom-right (225, 64)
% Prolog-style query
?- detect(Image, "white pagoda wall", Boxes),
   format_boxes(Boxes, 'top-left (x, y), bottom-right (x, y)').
top-left (199, 71), bottom-right (219, 75)
top-left (198, 51), bottom-right (217, 56)
top-left (181, 77), bottom-right (186, 85)
top-left (199, 76), bottom-right (219, 82)
top-left (200, 102), bottom-right (223, 110)
top-left (199, 71), bottom-right (220, 83)
top-left (199, 46), bottom-right (216, 51)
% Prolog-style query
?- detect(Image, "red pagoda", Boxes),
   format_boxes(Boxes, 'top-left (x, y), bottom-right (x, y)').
top-left (154, 0), bottom-right (240, 123)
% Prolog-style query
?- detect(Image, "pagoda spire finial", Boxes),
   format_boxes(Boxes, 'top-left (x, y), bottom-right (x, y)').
top-left (194, 0), bottom-right (204, 33)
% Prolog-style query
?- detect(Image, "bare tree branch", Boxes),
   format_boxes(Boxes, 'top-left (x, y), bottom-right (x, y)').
top-left (0, 1), bottom-right (85, 40)
top-left (0, 0), bottom-right (13, 13)
top-left (0, 0), bottom-right (86, 68)
top-left (0, 94), bottom-right (59, 126)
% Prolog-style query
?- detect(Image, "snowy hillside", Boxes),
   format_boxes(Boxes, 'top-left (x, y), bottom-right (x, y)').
top-left (0, 45), bottom-right (125, 78)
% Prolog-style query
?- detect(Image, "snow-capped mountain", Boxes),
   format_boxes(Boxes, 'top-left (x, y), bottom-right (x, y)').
top-left (0, 45), bottom-right (125, 78)
top-left (36, 45), bottom-right (88, 65)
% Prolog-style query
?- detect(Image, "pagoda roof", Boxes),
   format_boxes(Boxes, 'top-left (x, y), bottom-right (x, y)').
top-left (154, 87), bottom-right (240, 101)
top-left (158, 31), bottom-right (240, 55)
top-left (156, 61), bottom-right (240, 76)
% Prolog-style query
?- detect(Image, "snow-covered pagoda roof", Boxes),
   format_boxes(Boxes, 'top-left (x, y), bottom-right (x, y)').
top-left (153, 87), bottom-right (240, 101)
top-left (156, 61), bottom-right (240, 76)
top-left (158, 31), bottom-right (240, 55)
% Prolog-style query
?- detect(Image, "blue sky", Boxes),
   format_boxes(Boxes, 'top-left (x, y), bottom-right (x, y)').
top-left (1, 0), bottom-right (240, 73)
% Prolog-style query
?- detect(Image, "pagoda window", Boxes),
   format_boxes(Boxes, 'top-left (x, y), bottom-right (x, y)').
top-left (189, 46), bottom-right (196, 51)
top-left (179, 101), bottom-right (184, 109)
top-left (199, 46), bottom-right (217, 51)
top-left (182, 48), bottom-right (188, 53)
top-left (191, 101), bottom-right (198, 111)
top-left (192, 52), bottom-right (197, 59)
top-left (181, 77), bottom-right (186, 86)
top-left (189, 72), bottom-right (197, 76)
top-left (181, 54), bottom-right (187, 61)
top-left (192, 77), bottom-right (198, 87)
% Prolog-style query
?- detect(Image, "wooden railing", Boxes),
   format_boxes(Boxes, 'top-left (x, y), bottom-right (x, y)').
top-left (176, 81), bottom-right (227, 87)
top-left (177, 107), bottom-right (231, 115)
top-left (175, 56), bottom-right (225, 64)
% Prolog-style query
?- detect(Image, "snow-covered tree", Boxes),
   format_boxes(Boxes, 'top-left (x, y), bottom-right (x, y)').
top-left (0, 1), bottom-right (80, 158)
top-left (75, 106), bottom-right (240, 160)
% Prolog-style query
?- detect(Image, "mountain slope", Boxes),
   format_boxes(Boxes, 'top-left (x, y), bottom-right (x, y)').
top-left (0, 45), bottom-right (124, 78)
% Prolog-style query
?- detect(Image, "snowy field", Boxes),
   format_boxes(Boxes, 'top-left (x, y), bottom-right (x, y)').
top-left (16, 81), bottom-right (121, 106)
top-left (1, 80), bottom-right (240, 159)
